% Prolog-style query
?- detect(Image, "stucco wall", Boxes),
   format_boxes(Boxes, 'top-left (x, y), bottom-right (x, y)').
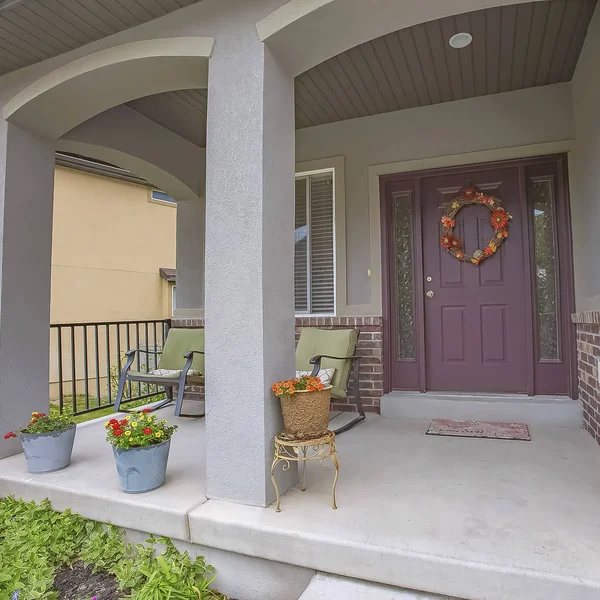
top-left (570, 7), bottom-right (600, 312)
top-left (51, 166), bottom-right (176, 323)
top-left (295, 83), bottom-right (574, 314)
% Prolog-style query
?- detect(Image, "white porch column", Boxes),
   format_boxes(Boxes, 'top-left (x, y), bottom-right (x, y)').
top-left (0, 121), bottom-right (55, 458)
top-left (204, 31), bottom-right (297, 506)
top-left (174, 195), bottom-right (205, 318)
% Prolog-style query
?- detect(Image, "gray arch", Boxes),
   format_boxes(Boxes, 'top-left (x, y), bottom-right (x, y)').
top-left (4, 37), bottom-right (212, 140)
top-left (58, 105), bottom-right (206, 204)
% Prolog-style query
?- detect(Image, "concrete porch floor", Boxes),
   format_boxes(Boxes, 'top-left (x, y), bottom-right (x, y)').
top-left (0, 409), bottom-right (600, 600)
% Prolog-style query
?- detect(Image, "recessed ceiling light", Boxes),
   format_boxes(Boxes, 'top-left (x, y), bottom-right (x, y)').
top-left (449, 32), bottom-right (473, 49)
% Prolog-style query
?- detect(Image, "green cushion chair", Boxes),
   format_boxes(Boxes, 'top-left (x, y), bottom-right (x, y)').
top-left (295, 328), bottom-right (366, 434)
top-left (114, 328), bottom-right (205, 417)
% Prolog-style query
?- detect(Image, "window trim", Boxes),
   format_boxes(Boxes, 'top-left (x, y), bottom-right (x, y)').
top-left (295, 173), bottom-right (312, 315)
top-left (295, 157), bottom-right (345, 317)
top-left (149, 189), bottom-right (177, 207)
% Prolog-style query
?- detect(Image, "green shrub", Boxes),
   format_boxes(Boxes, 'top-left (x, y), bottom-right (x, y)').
top-left (0, 497), bottom-right (226, 600)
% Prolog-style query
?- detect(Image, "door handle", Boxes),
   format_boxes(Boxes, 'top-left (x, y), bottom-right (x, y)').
top-left (426, 291), bottom-right (434, 299)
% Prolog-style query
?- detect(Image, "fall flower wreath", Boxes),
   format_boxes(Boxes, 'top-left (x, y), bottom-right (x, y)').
top-left (440, 187), bottom-right (512, 265)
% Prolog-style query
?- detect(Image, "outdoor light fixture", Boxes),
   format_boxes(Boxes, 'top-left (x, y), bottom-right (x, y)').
top-left (449, 32), bottom-right (473, 49)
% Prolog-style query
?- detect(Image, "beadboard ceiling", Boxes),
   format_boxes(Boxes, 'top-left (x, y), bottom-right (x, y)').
top-left (120, 0), bottom-right (597, 144)
top-left (127, 89), bottom-right (208, 147)
top-left (294, 0), bottom-right (597, 128)
top-left (0, 0), bottom-right (201, 76)
top-left (0, 0), bottom-right (595, 146)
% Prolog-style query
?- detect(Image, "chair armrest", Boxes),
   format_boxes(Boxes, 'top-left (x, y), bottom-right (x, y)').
top-left (309, 354), bottom-right (360, 364)
top-left (309, 354), bottom-right (361, 377)
top-left (124, 348), bottom-right (163, 357)
top-left (183, 350), bottom-right (205, 359)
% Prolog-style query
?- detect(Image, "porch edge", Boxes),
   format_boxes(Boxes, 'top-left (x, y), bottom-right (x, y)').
top-left (188, 498), bottom-right (600, 600)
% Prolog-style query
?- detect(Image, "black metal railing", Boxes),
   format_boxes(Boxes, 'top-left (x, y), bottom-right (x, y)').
top-left (50, 319), bottom-right (170, 416)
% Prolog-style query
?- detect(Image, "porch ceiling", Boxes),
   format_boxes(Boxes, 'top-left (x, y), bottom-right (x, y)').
top-left (295, 0), bottom-right (597, 128)
top-left (120, 0), bottom-right (596, 146)
top-left (127, 89), bottom-right (208, 147)
top-left (0, 0), bottom-right (202, 77)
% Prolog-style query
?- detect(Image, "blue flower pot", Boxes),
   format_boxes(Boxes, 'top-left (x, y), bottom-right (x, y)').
top-left (112, 439), bottom-right (171, 494)
top-left (20, 425), bottom-right (76, 474)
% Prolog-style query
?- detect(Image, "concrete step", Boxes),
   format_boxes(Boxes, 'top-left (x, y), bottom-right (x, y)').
top-left (380, 392), bottom-right (583, 427)
top-left (299, 574), bottom-right (457, 600)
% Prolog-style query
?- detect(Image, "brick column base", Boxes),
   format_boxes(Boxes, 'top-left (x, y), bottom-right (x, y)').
top-left (171, 316), bottom-right (384, 414)
top-left (572, 312), bottom-right (600, 446)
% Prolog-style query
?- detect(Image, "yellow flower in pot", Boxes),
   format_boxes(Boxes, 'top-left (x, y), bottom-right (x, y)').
top-left (105, 409), bottom-right (178, 494)
top-left (272, 375), bottom-right (332, 441)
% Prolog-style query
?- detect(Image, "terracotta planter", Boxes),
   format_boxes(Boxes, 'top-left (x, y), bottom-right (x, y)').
top-left (112, 439), bottom-right (171, 494)
top-left (279, 387), bottom-right (331, 440)
top-left (20, 425), bottom-right (76, 474)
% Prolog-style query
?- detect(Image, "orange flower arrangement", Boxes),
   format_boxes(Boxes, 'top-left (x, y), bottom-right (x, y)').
top-left (272, 375), bottom-right (324, 398)
top-left (490, 209), bottom-right (509, 230)
top-left (441, 234), bottom-right (461, 250)
top-left (476, 192), bottom-right (496, 206)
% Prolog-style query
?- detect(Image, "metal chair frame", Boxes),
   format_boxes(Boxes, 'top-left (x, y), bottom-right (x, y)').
top-left (114, 348), bottom-right (205, 418)
top-left (309, 348), bottom-right (366, 435)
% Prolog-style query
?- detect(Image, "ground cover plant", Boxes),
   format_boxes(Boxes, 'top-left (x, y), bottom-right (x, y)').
top-left (0, 497), bottom-right (227, 600)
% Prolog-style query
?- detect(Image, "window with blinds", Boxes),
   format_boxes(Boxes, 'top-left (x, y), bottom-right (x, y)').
top-left (295, 171), bottom-right (335, 314)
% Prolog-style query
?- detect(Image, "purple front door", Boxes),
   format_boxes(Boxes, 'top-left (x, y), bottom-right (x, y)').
top-left (381, 155), bottom-right (576, 397)
top-left (421, 167), bottom-right (527, 393)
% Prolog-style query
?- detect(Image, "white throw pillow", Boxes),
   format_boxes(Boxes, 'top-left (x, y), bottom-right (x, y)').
top-left (148, 368), bottom-right (202, 378)
top-left (296, 368), bottom-right (335, 386)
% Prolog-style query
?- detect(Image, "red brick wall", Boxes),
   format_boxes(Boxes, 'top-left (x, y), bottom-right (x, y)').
top-left (171, 316), bottom-right (384, 413)
top-left (573, 313), bottom-right (600, 446)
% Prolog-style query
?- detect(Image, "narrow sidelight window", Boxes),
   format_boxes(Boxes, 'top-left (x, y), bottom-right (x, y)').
top-left (530, 176), bottom-right (560, 361)
top-left (393, 191), bottom-right (415, 359)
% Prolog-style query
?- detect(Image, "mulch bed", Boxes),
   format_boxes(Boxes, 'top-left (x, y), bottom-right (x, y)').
top-left (53, 561), bottom-right (237, 600)
top-left (53, 561), bottom-right (126, 600)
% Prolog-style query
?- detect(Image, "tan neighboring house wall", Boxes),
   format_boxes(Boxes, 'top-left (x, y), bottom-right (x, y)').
top-left (51, 165), bottom-right (176, 323)
top-left (50, 165), bottom-right (176, 400)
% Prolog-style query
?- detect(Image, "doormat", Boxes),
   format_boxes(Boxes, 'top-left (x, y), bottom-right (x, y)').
top-left (426, 419), bottom-right (531, 441)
